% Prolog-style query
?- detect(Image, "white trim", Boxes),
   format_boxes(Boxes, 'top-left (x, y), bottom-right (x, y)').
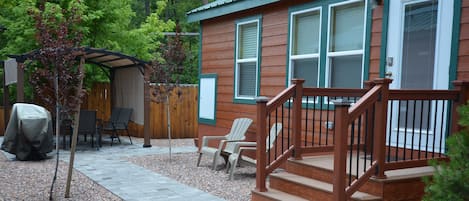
top-left (327, 50), bottom-right (363, 57)
top-left (288, 6), bottom-right (322, 87)
top-left (237, 58), bottom-right (257, 63)
top-left (290, 54), bottom-right (320, 60)
top-left (234, 19), bottom-right (260, 99)
top-left (325, 0), bottom-right (367, 88)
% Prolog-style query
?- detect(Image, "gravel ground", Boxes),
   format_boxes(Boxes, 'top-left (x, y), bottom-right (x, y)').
top-left (127, 138), bottom-right (257, 201)
top-left (127, 152), bottom-right (256, 201)
top-left (0, 151), bottom-right (122, 201)
top-left (0, 137), bottom-right (257, 201)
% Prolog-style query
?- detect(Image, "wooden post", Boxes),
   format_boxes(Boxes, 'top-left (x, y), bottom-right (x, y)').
top-left (255, 96), bottom-right (268, 192)
top-left (372, 78), bottom-right (392, 179)
top-left (451, 80), bottom-right (469, 134)
top-left (16, 62), bottom-right (24, 102)
top-left (332, 100), bottom-right (350, 201)
top-left (143, 64), bottom-right (151, 147)
top-left (292, 79), bottom-right (304, 160)
top-left (364, 81), bottom-right (376, 153)
top-left (2, 60), bottom-right (9, 131)
top-left (65, 56), bottom-right (86, 198)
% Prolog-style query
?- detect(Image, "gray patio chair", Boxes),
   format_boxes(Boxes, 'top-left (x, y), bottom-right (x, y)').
top-left (77, 110), bottom-right (99, 148)
top-left (226, 123), bottom-right (282, 180)
top-left (102, 108), bottom-right (133, 145)
top-left (197, 117), bottom-right (253, 170)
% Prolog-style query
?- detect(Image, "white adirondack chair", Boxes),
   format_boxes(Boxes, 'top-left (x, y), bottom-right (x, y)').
top-left (197, 117), bottom-right (253, 170)
top-left (226, 123), bottom-right (282, 180)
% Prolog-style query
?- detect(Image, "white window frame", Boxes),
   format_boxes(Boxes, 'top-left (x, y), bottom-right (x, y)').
top-left (288, 7), bottom-right (322, 88)
top-left (234, 19), bottom-right (260, 100)
top-left (325, 0), bottom-right (367, 88)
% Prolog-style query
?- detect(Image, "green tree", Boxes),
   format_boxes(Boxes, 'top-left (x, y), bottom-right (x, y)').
top-left (0, 0), bottom-right (175, 98)
top-left (423, 103), bottom-right (469, 201)
top-left (0, 0), bottom-right (37, 58)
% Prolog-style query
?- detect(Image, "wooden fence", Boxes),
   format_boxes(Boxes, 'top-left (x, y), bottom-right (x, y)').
top-left (85, 83), bottom-right (198, 139)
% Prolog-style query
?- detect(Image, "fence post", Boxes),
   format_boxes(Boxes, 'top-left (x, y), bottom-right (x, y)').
top-left (292, 79), bottom-right (304, 160)
top-left (332, 100), bottom-right (351, 201)
top-left (372, 78), bottom-right (392, 179)
top-left (451, 80), bottom-right (469, 134)
top-left (143, 64), bottom-right (152, 147)
top-left (256, 96), bottom-right (269, 192)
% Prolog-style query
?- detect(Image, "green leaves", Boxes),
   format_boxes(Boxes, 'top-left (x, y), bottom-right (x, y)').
top-left (423, 102), bottom-right (469, 201)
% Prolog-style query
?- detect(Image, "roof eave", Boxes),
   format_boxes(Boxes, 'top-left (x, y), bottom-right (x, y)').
top-left (187, 0), bottom-right (280, 23)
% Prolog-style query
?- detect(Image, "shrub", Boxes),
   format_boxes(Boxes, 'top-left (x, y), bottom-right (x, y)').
top-left (423, 103), bottom-right (469, 201)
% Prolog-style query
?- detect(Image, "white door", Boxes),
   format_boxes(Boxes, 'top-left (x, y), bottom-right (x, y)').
top-left (386, 0), bottom-right (453, 153)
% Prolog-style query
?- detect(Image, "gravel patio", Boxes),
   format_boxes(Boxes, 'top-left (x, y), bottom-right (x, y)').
top-left (0, 137), bottom-right (256, 201)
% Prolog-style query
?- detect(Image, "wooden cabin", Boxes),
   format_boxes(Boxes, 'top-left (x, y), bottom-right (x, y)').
top-left (188, 0), bottom-right (469, 200)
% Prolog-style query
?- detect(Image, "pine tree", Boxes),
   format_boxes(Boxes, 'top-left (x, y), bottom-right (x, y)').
top-left (423, 103), bottom-right (469, 201)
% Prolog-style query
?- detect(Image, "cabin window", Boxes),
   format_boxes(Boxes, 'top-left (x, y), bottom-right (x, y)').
top-left (327, 1), bottom-right (365, 88)
top-left (234, 17), bottom-right (261, 102)
top-left (290, 9), bottom-right (321, 87)
top-left (289, 0), bottom-right (367, 89)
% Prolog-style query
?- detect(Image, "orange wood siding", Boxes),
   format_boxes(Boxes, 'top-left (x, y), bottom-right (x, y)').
top-left (369, 5), bottom-right (384, 80)
top-left (199, 1), bottom-right (384, 142)
top-left (458, 1), bottom-right (469, 80)
top-left (198, 1), bottom-right (469, 142)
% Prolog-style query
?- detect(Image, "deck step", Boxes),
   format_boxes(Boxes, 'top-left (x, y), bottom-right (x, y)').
top-left (286, 156), bottom-right (335, 183)
top-left (269, 172), bottom-right (382, 201)
top-left (251, 187), bottom-right (308, 201)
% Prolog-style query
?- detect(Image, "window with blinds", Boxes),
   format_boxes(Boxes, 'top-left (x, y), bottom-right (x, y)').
top-left (290, 8), bottom-right (321, 88)
top-left (235, 19), bottom-right (260, 99)
top-left (288, 0), bottom-right (367, 89)
top-left (328, 1), bottom-right (365, 88)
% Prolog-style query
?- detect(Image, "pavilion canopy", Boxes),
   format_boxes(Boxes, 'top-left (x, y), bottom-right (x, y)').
top-left (6, 46), bottom-right (153, 147)
top-left (9, 47), bottom-right (149, 71)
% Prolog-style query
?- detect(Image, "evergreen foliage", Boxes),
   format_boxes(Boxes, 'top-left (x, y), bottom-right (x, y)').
top-left (423, 103), bottom-right (469, 201)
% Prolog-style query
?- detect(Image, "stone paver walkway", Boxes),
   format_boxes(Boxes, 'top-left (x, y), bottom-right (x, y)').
top-left (1, 137), bottom-right (225, 201)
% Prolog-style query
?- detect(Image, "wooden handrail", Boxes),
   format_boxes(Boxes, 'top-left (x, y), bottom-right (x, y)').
top-left (332, 78), bottom-right (391, 201)
top-left (389, 90), bottom-right (460, 100)
top-left (265, 84), bottom-right (295, 112)
top-left (348, 85), bottom-right (382, 120)
top-left (255, 78), bottom-right (469, 199)
top-left (303, 87), bottom-right (367, 97)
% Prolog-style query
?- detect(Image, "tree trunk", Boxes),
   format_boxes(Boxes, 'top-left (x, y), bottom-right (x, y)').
top-left (65, 56), bottom-right (86, 198)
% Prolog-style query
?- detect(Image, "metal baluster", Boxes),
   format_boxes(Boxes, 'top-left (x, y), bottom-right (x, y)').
top-left (319, 96), bottom-right (323, 145)
top-left (387, 100), bottom-right (393, 162)
top-left (396, 100), bottom-right (402, 161)
top-left (349, 119), bottom-right (355, 186)
top-left (418, 100), bottom-right (424, 159)
top-left (305, 96), bottom-right (309, 146)
top-left (403, 100), bottom-right (409, 160)
top-left (427, 100), bottom-right (434, 158)
top-left (411, 100), bottom-right (417, 160)
top-left (437, 100), bottom-right (446, 157)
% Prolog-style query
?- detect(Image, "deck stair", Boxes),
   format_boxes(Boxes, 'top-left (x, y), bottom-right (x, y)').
top-left (252, 154), bottom-right (435, 201)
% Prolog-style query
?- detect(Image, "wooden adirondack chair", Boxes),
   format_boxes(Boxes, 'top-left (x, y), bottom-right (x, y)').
top-left (197, 117), bottom-right (253, 170)
top-left (226, 123), bottom-right (282, 180)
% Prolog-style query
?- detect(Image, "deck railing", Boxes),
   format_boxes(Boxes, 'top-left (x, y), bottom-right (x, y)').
top-left (255, 78), bottom-right (469, 200)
